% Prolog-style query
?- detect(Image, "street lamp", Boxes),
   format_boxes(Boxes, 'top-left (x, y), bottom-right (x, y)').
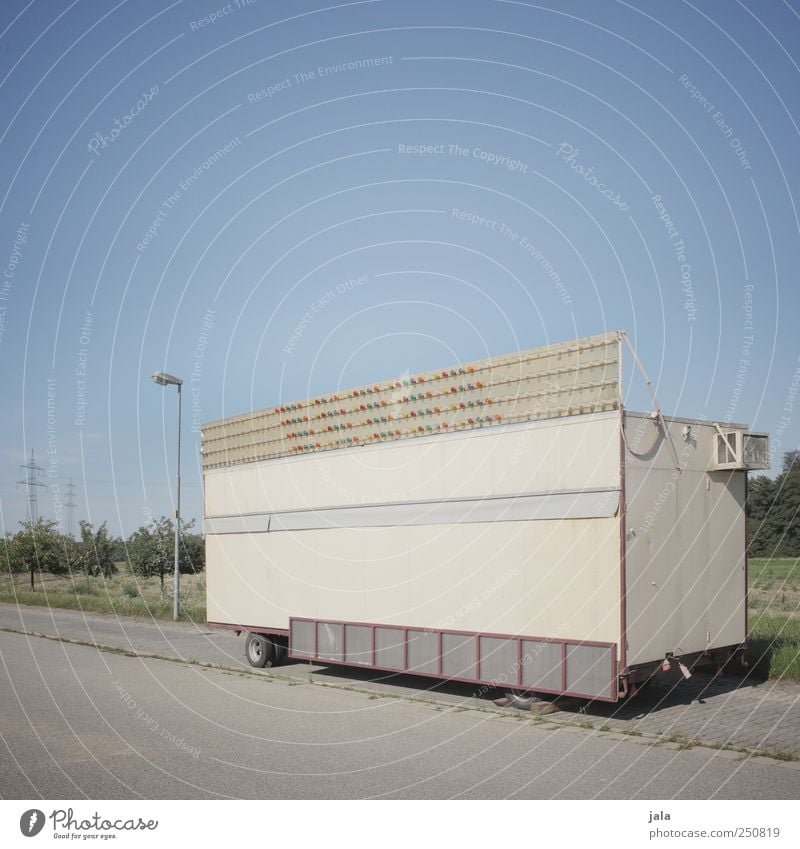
top-left (151, 370), bottom-right (183, 621)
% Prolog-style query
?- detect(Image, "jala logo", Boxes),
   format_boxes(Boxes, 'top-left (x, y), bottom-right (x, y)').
top-left (19, 809), bottom-right (45, 837)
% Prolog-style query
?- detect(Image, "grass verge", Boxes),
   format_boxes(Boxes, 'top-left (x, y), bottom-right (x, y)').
top-left (747, 615), bottom-right (800, 680)
top-left (0, 568), bottom-right (206, 622)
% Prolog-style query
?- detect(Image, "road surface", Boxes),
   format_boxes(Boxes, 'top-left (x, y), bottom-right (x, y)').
top-left (1, 605), bottom-right (799, 799)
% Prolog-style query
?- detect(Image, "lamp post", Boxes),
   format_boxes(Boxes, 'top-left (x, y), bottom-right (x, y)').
top-left (151, 371), bottom-right (183, 621)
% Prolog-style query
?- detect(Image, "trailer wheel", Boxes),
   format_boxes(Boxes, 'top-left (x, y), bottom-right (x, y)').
top-left (245, 633), bottom-right (274, 668)
top-left (271, 637), bottom-right (288, 666)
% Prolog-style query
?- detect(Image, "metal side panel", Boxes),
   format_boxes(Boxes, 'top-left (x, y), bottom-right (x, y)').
top-left (565, 644), bottom-right (616, 700)
top-left (407, 630), bottom-right (439, 675)
top-left (521, 640), bottom-right (563, 691)
top-left (375, 627), bottom-right (404, 670)
top-left (290, 619), bottom-right (315, 658)
top-left (479, 636), bottom-right (518, 684)
top-left (316, 622), bottom-right (343, 661)
top-left (441, 633), bottom-right (477, 680)
top-left (344, 625), bottom-right (372, 665)
top-left (288, 618), bottom-right (618, 701)
top-left (205, 488), bottom-right (620, 534)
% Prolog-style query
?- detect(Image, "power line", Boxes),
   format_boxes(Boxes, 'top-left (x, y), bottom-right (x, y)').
top-left (17, 450), bottom-right (46, 524)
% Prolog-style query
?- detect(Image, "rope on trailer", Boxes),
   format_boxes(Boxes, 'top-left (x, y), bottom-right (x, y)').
top-left (619, 331), bottom-right (682, 471)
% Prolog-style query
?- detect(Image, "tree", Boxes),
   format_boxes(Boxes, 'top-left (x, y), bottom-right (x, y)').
top-left (747, 474), bottom-right (778, 556)
top-left (176, 518), bottom-right (204, 574)
top-left (78, 520), bottom-right (116, 578)
top-left (1, 533), bottom-right (13, 575)
top-left (126, 516), bottom-right (204, 593)
top-left (8, 519), bottom-right (68, 589)
top-left (747, 452), bottom-right (800, 557)
top-left (771, 455), bottom-right (800, 556)
top-left (126, 519), bottom-right (172, 593)
top-left (109, 535), bottom-right (127, 564)
top-left (62, 534), bottom-right (88, 574)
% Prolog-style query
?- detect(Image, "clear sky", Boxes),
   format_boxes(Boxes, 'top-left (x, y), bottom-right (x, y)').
top-left (1, 0), bottom-right (798, 537)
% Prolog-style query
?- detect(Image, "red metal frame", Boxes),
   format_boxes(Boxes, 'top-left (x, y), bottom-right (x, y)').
top-left (623, 643), bottom-right (744, 684)
top-left (619, 405), bottom-right (628, 676)
top-left (743, 471), bottom-right (749, 640)
top-left (287, 616), bottom-right (618, 702)
top-left (207, 621), bottom-right (290, 637)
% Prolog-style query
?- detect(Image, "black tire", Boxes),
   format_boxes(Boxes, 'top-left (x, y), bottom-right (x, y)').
top-left (271, 637), bottom-right (288, 666)
top-left (245, 633), bottom-right (274, 668)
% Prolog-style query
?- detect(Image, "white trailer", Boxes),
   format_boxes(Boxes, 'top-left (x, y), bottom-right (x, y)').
top-left (202, 332), bottom-right (768, 701)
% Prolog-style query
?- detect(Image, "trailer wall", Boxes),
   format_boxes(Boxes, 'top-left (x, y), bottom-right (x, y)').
top-left (623, 413), bottom-right (747, 666)
top-left (205, 412), bottom-right (622, 647)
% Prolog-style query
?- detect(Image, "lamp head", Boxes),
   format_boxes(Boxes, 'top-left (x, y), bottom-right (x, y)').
top-left (152, 371), bottom-right (183, 387)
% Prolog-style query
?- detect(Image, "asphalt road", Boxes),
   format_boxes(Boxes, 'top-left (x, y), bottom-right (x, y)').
top-left (1, 607), bottom-right (800, 798)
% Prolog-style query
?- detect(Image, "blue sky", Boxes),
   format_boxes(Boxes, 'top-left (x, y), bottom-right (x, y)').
top-left (1, 0), bottom-right (798, 536)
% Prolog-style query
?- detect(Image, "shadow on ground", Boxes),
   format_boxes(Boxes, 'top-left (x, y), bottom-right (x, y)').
top-left (289, 657), bottom-right (769, 720)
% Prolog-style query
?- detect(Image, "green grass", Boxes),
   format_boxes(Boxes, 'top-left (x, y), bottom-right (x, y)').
top-left (747, 558), bottom-right (800, 680)
top-left (749, 557), bottom-right (800, 590)
top-left (747, 615), bottom-right (800, 680)
top-left (0, 565), bottom-right (206, 622)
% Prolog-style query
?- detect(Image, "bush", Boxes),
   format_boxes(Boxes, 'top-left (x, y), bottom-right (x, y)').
top-left (69, 579), bottom-right (99, 596)
top-left (121, 581), bottom-right (139, 599)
